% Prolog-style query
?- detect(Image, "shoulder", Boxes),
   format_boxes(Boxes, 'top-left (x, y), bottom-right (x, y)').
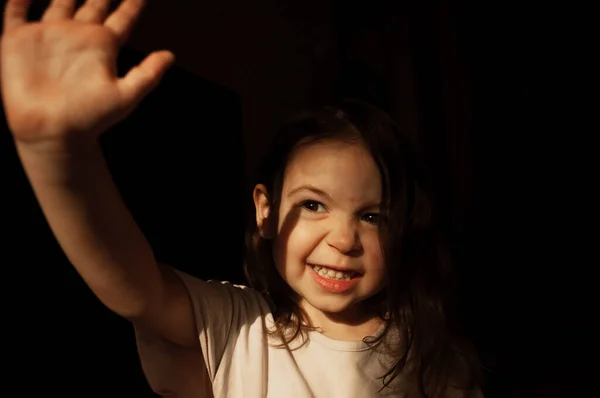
top-left (135, 267), bottom-right (273, 396)
top-left (171, 267), bottom-right (269, 306)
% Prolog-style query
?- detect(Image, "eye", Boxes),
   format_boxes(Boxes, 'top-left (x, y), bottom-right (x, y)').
top-left (361, 213), bottom-right (381, 225)
top-left (301, 200), bottom-right (327, 213)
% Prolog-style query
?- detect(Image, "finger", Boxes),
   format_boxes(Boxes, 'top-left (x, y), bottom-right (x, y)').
top-left (73, 0), bottom-right (111, 24)
top-left (41, 0), bottom-right (76, 22)
top-left (3, 0), bottom-right (31, 33)
top-left (117, 50), bottom-right (175, 110)
top-left (104, 0), bottom-right (146, 44)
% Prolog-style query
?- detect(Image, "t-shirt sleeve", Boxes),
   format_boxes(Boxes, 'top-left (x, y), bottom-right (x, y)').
top-left (134, 267), bottom-right (270, 396)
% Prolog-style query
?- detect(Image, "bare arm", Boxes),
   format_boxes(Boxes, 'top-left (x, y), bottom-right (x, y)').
top-left (16, 143), bottom-right (197, 347)
top-left (2, 0), bottom-right (197, 348)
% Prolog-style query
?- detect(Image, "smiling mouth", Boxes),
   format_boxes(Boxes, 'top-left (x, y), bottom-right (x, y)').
top-left (308, 263), bottom-right (361, 281)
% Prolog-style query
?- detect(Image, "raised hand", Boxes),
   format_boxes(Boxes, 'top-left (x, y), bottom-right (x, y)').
top-left (1, 0), bottom-right (174, 148)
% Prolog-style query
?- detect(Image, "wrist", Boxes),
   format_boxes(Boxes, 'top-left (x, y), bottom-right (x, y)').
top-left (14, 136), bottom-right (102, 161)
top-left (15, 137), bottom-right (106, 184)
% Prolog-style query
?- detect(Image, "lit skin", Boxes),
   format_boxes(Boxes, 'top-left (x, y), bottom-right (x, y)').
top-left (254, 140), bottom-right (386, 341)
top-left (2, 0), bottom-right (204, 389)
top-left (1, 0), bottom-right (195, 347)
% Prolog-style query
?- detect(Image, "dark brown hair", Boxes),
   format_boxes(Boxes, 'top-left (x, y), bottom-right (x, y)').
top-left (244, 99), bottom-right (482, 397)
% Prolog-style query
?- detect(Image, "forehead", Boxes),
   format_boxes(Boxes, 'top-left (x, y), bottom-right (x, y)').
top-left (283, 140), bottom-right (382, 203)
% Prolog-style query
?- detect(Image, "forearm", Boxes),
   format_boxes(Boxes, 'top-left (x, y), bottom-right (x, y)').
top-left (16, 141), bottom-right (164, 318)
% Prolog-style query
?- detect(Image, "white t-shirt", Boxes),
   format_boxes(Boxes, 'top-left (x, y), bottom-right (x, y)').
top-left (134, 269), bottom-right (482, 398)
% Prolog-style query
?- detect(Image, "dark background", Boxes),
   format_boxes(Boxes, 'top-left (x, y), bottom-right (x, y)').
top-left (2, 0), bottom-right (576, 396)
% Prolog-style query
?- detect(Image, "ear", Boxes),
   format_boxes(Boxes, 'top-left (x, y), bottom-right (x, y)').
top-left (253, 184), bottom-right (274, 239)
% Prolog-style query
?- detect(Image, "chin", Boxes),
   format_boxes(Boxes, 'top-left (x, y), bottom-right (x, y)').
top-left (304, 295), bottom-right (359, 315)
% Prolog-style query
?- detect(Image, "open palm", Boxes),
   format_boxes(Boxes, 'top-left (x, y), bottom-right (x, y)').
top-left (1, 0), bottom-right (174, 142)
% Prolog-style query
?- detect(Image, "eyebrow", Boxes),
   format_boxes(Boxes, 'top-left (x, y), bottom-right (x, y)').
top-left (287, 185), bottom-right (333, 201)
top-left (287, 185), bottom-right (381, 210)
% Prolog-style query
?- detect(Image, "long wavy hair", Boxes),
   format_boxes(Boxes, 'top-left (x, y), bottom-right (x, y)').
top-left (244, 99), bottom-right (482, 397)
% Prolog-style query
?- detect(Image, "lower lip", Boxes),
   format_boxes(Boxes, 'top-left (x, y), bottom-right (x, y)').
top-left (308, 265), bottom-right (360, 293)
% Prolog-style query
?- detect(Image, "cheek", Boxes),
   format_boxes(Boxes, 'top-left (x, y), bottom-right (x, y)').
top-left (362, 233), bottom-right (385, 271)
top-left (272, 221), bottom-right (320, 271)
top-left (271, 236), bottom-right (288, 275)
top-left (362, 234), bottom-right (387, 293)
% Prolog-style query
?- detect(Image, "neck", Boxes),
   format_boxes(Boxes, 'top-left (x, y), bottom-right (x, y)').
top-left (299, 300), bottom-right (383, 341)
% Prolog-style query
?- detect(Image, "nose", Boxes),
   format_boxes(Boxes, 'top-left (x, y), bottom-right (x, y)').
top-left (326, 218), bottom-right (362, 255)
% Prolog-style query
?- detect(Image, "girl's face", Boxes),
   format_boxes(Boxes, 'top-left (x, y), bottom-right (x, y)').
top-left (255, 139), bottom-right (386, 323)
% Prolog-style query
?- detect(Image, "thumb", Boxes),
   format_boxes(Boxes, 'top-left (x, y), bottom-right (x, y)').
top-left (117, 50), bottom-right (175, 109)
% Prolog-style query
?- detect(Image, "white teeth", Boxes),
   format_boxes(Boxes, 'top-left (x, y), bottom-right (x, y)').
top-left (310, 265), bottom-right (354, 281)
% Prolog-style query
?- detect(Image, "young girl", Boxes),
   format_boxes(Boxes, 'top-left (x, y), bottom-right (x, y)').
top-left (1, 1), bottom-right (482, 397)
